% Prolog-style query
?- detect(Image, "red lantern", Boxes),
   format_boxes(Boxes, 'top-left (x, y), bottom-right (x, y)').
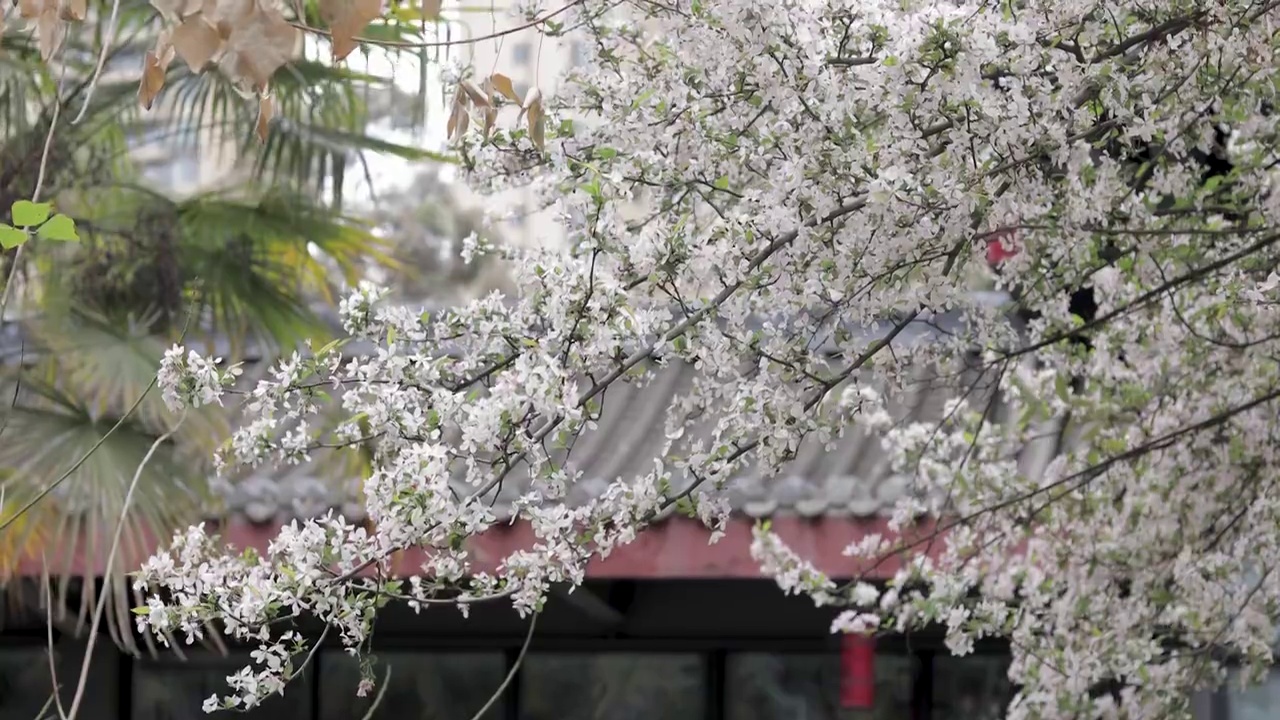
top-left (985, 228), bottom-right (1020, 266)
top-left (840, 634), bottom-right (876, 709)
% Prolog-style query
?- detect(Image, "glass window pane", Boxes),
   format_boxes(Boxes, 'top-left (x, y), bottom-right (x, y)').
top-left (519, 653), bottom-right (705, 720)
top-left (1, 643), bottom-right (117, 720)
top-left (725, 652), bottom-right (915, 720)
top-left (932, 654), bottom-right (1012, 720)
top-left (132, 653), bottom-right (311, 720)
top-left (319, 652), bottom-right (505, 720)
top-left (1226, 668), bottom-right (1280, 720)
top-left (0, 647), bottom-right (58, 720)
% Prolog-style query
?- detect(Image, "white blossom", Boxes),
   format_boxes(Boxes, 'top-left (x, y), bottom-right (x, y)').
top-left (132, 1), bottom-right (1280, 717)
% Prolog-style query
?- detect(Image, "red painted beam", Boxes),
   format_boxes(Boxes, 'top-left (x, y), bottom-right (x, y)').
top-left (16, 515), bottom-right (943, 581)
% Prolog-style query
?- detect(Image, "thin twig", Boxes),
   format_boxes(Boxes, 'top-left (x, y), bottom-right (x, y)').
top-left (292, 624), bottom-right (331, 684)
top-left (61, 413), bottom-right (186, 720)
top-left (69, 0), bottom-right (124, 125)
top-left (32, 683), bottom-right (61, 720)
top-left (42, 557), bottom-right (69, 720)
top-left (358, 663), bottom-right (393, 720)
top-left (467, 612), bottom-right (536, 720)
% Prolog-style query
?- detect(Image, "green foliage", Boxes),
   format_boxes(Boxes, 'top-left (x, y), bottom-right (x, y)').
top-left (36, 213), bottom-right (78, 241)
top-left (0, 225), bottom-right (26, 248)
top-left (11, 200), bottom-right (51, 226)
top-left (0, 201), bottom-right (79, 247)
top-left (0, 2), bottom-right (442, 650)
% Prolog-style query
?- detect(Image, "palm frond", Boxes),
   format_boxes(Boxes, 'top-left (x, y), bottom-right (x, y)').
top-left (142, 56), bottom-right (434, 204)
top-left (0, 397), bottom-right (209, 647)
top-left (22, 307), bottom-right (228, 449)
top-left (174, 190), bottom-right (397, 344)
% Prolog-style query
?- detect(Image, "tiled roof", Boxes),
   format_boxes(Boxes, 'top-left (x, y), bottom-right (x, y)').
top-left (210, 294), bottom-right (1068, 524)
top-left (1, 294), bottom-right (1065, 524)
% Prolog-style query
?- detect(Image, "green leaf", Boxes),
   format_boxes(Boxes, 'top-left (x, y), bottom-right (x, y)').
top-left (11, 200), bottom-right (51, 227)
top-left (0, 224), bottom-right (27, 249)
top-left (36, 214), bottom-right (79, 242)
top-left (131, 606), bottom-right (151, 615)
top-left (314, 337), bottom-right (349, 357)
top-left (713, 175), bottom-right (730, 190)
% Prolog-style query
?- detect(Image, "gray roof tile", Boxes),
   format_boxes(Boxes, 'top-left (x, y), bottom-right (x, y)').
top-left (2, 295), bottom-right (1062, 524)
top-left (216, 360), bottom-right (1059, 524)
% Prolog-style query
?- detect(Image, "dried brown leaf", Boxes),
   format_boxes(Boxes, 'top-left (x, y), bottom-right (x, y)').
top-left (482, 105), bottom-right (497, 139)
top-left (150, 0), bottom-right (201, 22)
top-left (35, 7), bottom-right (66, 60)
top-left (446, 89), bottom-right (462, 140)
top-left (319, 0), bottom-right (383, 62)
top-left (171, 14), bottom-right (222, 72)
top-left (517, 83), bottom-right (542, 146)
top-left (18, 0), bottom-right (67, 59)
top-left (200, 0), bottom-right (249, 39)
top-left (256, 92), bottom-right (274, 143)
top-left (455, 105), bottom-right (470, 139)
top-left (138, 50), bottom-right (169, 110)
top-left (460, 79), bottom-right (491, 108)
top-left (530, 111), bottom-right (545, 150)
top-left (489, 73), bottom-right (519, 104)
top-left (59, 0), bottom-right (86, 21)
top-left (219, 7), bottom-right (298, 93)
top-left (520, 85), bottom-right (542, 115)
top-left (446, 90), bottom-right (470, 142)
top-left (421, 0), bottom-right (441, 20)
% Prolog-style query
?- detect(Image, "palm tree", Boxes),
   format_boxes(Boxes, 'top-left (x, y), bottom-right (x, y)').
top-left (0, 0), bottom-right (443, 647)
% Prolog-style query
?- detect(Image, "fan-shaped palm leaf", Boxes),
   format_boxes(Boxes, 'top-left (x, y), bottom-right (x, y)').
top-left (0, 308), bottom-right (230, 639)
top-left (0, 0), bottom-right (451, 652)
top-left (173, 190), bottom-right (398, 348)
top-left (26, 305), bottom-right (228, 449)
top-left (0, 394), bottom-right (208, 648)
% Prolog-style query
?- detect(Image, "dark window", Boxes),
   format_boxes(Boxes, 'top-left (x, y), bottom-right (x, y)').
top-left (512, 43), bottom-right (533, 65)
top-left (0, 642), bottom-right (117, 720)
top-left (725, 652), bottom-right (915, 720)
top-left (318, 651), bottom-right (505, 720)
top-left (132, 653), bottom-right (312, 720)
top-left (519, 653), bottom-right (705, 720)
top-left (0, 647), bottom-right (59, 720)
top-left (932, 654), bottom-right (1013, 720)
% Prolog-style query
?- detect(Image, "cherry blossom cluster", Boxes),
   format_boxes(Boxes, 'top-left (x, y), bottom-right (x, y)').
top-left (158, 346), bottom-right (242, 413)
top-left (133, 0), bottom-right (1280, 717)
